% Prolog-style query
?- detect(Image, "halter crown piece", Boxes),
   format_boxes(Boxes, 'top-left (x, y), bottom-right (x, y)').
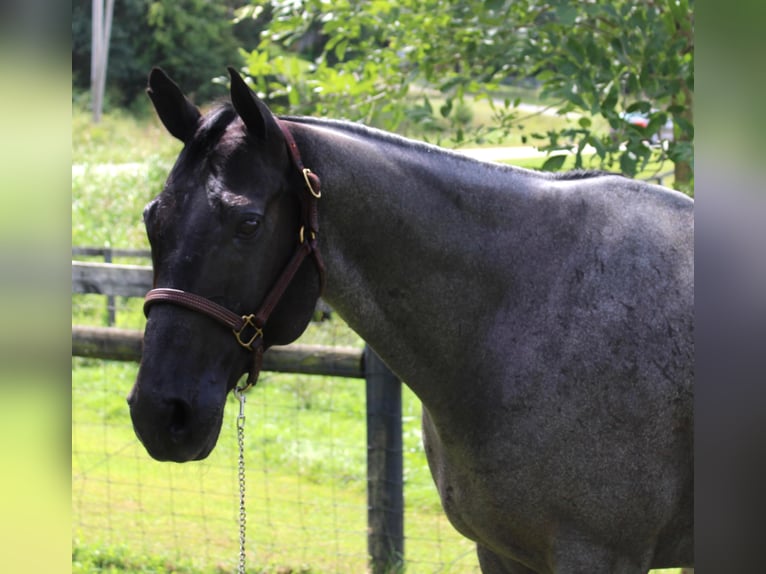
top-left (143, 119), bottom-right (325, 392)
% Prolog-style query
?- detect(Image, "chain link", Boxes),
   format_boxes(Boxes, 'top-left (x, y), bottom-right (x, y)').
top-left (235, 387), bottom-right (247, 574)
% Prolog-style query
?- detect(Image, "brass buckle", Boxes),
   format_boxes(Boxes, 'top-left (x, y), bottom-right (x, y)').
top-left (233, 314), bottom-right (263, 350)
top-left (302, 168), bottom-right (321, 199)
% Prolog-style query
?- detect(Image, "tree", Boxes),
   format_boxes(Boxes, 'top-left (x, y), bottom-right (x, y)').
top-left (145, 0), bottom-right (244, 102)
top-left (73, 0), bottom-right (154, 106)
top-left (237, 0), bottom-right (693, 192)
top-left (72, 0), bottom-right (244, 107)
top-left (90, 0), bottom-right (115, 122)
top-left (509, 0), bottom-right (693, 190)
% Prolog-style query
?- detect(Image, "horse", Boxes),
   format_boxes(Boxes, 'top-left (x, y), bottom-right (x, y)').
top-left (128, 68), bottom-right (694, 573)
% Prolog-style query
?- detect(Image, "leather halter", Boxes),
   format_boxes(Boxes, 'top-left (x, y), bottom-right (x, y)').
top-left (143, 119), bottom-right (325, 392)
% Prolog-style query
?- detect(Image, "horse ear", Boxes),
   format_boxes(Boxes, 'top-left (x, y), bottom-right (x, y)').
top-left (146, 68), bottom-right (201, 144)
top-left (228, 67), bottom-right (280, 141)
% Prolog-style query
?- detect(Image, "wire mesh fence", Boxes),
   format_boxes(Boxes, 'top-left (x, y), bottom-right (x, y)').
top-left (72, 273), bottom-right (480, 573)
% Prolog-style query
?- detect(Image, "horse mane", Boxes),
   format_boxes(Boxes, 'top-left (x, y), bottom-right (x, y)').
top-left (552, 168), bottom-right (616, 180)
top-left (280, 115), bottom-right (617, 181)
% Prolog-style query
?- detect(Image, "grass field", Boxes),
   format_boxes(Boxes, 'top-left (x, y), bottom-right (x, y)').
top-left (72, 355), bottom-right (480, 573)
top-left (73, 99), bottom-right (681, 573)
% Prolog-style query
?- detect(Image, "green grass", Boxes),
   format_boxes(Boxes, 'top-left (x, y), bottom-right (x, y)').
top-left (72, 349), bottom-right (479, 572)
top-left (72, 542), bottom-right (223, 574)
top-left (72, 103), bottom-right (182, 165)
top-left (72, 104), bottom-right (177, 250)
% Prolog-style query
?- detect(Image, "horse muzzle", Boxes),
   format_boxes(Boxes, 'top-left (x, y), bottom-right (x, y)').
top-left (127, 379), bottom-right (226, 462)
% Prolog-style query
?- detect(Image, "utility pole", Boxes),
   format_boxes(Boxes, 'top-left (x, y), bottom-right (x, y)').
top-left (91, 0), bottom-right (115, 123)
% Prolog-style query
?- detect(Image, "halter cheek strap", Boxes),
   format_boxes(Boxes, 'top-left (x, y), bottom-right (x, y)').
top-left (143, 119), bottom-right (325, 392)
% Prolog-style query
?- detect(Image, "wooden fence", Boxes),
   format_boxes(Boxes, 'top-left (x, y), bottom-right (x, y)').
top-left (72, 250), bottom-right (403, 573)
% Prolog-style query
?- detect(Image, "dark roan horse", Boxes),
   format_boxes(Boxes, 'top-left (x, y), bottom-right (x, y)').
top-left (128, 68), bottom-right (693, 573)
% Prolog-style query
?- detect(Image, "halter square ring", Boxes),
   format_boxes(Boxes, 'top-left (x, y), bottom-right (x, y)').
top-left (233, 314), bottom-right (263, 350)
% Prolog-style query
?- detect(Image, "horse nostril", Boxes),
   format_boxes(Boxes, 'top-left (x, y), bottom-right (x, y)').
top-left (166, 398), bottom-right (191, 438)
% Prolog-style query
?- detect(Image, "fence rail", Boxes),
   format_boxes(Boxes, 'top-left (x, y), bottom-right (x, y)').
top-left (72, 247), bottom-right (151, 325)
top-left (72, 254), bottom-right (404, 573)
top-left (72, 246), bottom-right (152, 258)
top-left (72, 325), bottom-right (364, 378)
top-left (73, 260), bottom-right (153, 297)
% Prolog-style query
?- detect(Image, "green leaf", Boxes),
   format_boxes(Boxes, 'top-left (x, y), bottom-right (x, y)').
top-left (555, 4), bottom-right (578, 26)
top-left (589, 134), bottom-right (606, 160)
top-left (287, 86), bottom-right (300, 107)
top-left (440, 98), bottom-right (453, 119)
top-left (440, 76), bottom-right (468, 93)
top-left (646, 112), bottom-right (667, 135)
top-left (675, 116), bottom-right (694, 137)
top-left (335, 39), bottom-right (350, 61)
top-left (535, 69), bottom-right (556, 83)
top-left (564, 38), bottom-right (586, 64)
top-left (600, 82), bottom-right (619, 114)
top-left (485, 0), bottom-right (507, 10)
top-left (423, 96), bottom-right (433, 115)
top-left (626, 101), bottom-right (651, 114)
top-left (542, 154), bottom-right (567, 172)
top-left (324, 34), bottom-right (343, 52)
top-left (619, 152), bottom-right (637, 176)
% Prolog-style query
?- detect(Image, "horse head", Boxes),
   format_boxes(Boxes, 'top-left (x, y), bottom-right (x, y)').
top-left (128, 68), bottom-right (322, 462)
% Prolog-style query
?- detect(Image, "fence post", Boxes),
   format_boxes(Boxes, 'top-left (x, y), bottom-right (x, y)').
top-left (365, 345), bottom-right (404, 573)
top-left (104, 247), bottom-right (116, 326)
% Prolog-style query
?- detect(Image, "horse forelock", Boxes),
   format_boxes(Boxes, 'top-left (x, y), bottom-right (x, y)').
top-left (156, 105), bottom-right (243, 206)
top-left (186, 104), bottom-right (240, 161)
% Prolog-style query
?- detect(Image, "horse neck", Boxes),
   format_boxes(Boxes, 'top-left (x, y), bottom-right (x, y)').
top-left (286, 119), bottom-right (532, 405)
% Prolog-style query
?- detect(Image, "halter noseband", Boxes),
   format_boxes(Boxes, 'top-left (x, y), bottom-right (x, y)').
top-left (143, 119), bottom-right (325, 392)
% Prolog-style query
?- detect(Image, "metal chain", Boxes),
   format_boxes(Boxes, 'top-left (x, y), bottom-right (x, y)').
top-left (235, 387), bottom-right (247, 574)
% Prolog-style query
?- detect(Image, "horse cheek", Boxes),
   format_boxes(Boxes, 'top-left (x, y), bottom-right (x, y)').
top-left (264, 261), bottom-right (322, 347)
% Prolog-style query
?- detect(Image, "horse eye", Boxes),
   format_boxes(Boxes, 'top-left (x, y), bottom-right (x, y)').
top-left (236, 218), bottom-right (261, 239)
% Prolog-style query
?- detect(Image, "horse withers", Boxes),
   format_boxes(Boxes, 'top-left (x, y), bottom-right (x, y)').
top-left (128, 68), bottom-right (693, 573)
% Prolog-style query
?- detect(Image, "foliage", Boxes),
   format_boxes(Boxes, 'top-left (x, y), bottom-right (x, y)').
top-left (72, 0), bottom-right (245, 106)
top-left (145, 0), bottom-right (244, 101)
top-left (73, 0), bottom-right (153, 107)
top-left (238, 0), bottom-right (693, 190)
top-left (72, 0), bottom-right (692, 189)
top-left (513, 0), bottom-right (694, 190)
